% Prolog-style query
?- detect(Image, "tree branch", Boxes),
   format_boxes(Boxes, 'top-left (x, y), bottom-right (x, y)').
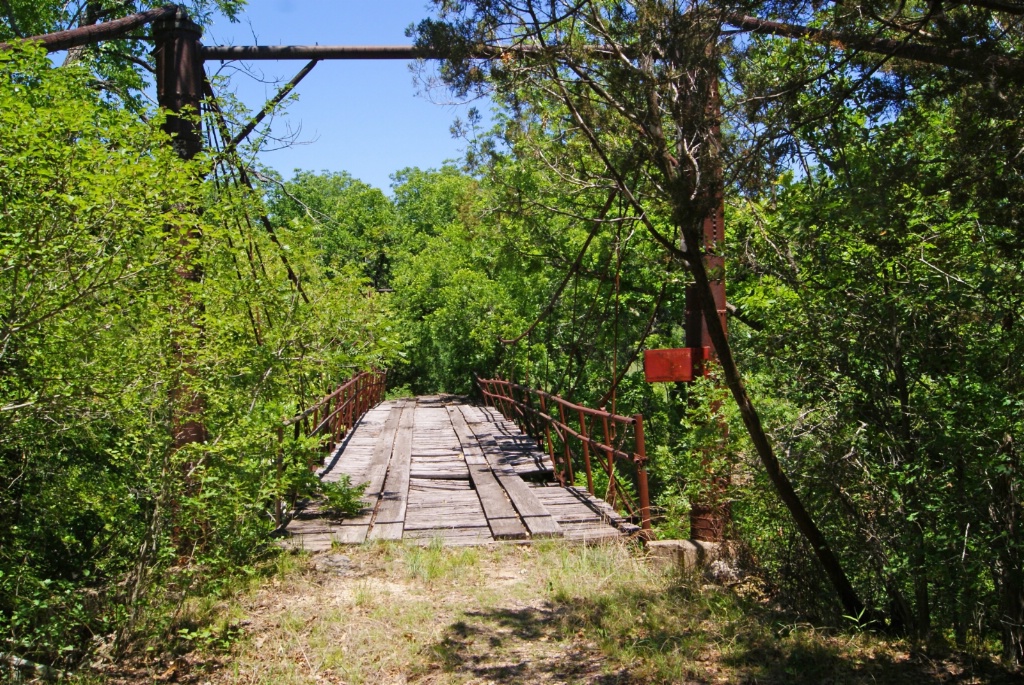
top-left (726, 13), bottom-right (1024, 78)
top-left (500, 189), bottom-right (617, 345)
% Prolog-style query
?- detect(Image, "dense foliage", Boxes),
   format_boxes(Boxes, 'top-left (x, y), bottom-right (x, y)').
top-left (0, 46), bottom-right (395, 666)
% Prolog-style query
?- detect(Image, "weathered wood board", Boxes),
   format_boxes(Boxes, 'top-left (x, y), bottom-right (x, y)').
top-left (279, 395), bottom-right (635, 549)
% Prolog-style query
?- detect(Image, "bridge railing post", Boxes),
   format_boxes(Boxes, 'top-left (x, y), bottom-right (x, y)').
top-left (538, 394), bottom-right (560, 485)
top-left (579, 409), bottom-right (594, 495)
top-left (557, 402), bottom-right (573, 487)
top-left (634, 414), bottom-right (652, 536)
top-left (602, 415), bottom-right (616, 507)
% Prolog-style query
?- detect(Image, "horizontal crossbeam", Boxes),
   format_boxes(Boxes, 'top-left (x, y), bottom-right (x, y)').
top-left (202, 45), bottom-right (439, 60)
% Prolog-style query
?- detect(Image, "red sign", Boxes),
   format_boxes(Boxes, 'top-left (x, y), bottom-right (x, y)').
top-left (643, 347), bottom-right (711, 383)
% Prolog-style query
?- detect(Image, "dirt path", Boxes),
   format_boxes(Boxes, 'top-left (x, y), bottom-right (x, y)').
top-left (203, 542), bottom-right (637, 685)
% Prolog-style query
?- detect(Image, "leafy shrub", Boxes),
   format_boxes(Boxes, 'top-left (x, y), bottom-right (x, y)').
top-left (319, 477), bottom-right (368, 519)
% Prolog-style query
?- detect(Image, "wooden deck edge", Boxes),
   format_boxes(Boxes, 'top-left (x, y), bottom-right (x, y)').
top-left (564, 486), bottom-right (643, 536)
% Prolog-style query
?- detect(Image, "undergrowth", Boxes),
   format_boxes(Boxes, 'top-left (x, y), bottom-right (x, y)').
top-left (318, 476), bottom-right (367, 519)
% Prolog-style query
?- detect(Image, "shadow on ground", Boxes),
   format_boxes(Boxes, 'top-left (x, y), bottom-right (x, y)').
top-left (425, 585), bottom-right (1024, 685)
top-left (428, 604), bottom-right (635, 684)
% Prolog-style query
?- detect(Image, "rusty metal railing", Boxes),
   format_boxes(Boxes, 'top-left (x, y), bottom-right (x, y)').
top-left (475, 376), bottom-right (651, 534)
top-left (275, 369), bottom-right (386, 524)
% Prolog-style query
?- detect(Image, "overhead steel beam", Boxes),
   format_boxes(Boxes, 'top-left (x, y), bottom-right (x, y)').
top-left (0, 5), bottom-right (177, 53)
top-left (199, 44), bottom-right (616, 61)
top-left (201, 44), bottom-right (493, 60)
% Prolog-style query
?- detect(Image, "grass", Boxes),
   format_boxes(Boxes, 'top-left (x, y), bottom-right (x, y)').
top-left (72, 541), bottom-right (1023, 684)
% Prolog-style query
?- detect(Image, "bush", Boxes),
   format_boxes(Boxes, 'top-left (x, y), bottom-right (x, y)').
top-left (319, 477), bottom-right (368, 519)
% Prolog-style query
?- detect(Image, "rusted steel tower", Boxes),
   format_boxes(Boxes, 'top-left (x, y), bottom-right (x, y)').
top-left (154, 7), bottom-right (204, 161)
top-left (644, 83), bottom-right (731, 542)
top-left (153, 7), bottom-right (207, 454)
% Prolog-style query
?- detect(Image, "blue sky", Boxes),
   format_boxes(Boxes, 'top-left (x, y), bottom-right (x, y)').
top-left (204, 1), bottom-right (486, 191)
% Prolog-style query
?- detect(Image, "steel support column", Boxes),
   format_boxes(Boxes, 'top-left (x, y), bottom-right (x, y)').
top-left (683, 80), bottom-right (731, 543)
top-left (154, 7), bottom-right (203, 161)
top-left (154, 8), bottom-right (206, 453)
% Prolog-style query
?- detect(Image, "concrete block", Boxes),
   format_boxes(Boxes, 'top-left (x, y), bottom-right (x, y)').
top-left (645, 539), bottom-right (727, 572)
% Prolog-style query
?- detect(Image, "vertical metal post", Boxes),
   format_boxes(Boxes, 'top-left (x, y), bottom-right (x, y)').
top-left (333, 391), bottom-right (343, 445)
top-left (325, 393), bottom-right (335, 453)
top-left (634, 414), bottom-right (652, 536)
top-left (602, 416), bottom-right (616, 504)
top-left (683, 76), bottom-right (727, 363)
top-left (579, 409), bottom-right (594, 495)
top-left (344, 383), bottom-right (353, 432)
top-left (359, 373), bottom-right (367, 418)
top-left (526, 389), bottom-right (542, 449)
top-left (359, 374), bottom-right (367, 419)
top-left (557, 402), bottom-right (573, 486)
top-left (501, 383), bottom-right (513, 421)
top-left (354, 374), bottom-right (363, 424)
top-left (682, 78), bottom-right (730, 542)
top-left (683, 203), bottom-right (726, 361)
top-left (539, 394), bottom-right (560, 484)
top-left (154, 7), bottom-right (204, 161)
top-left (154, 8), bottom-right (206, 545)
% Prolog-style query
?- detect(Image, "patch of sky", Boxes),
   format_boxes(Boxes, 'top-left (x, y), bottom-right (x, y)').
top-left (204, 1), bottom-right (494, 193)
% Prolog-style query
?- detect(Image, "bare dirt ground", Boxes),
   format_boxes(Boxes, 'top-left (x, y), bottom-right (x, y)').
top-left (198, 543), bottom-right (632, 685)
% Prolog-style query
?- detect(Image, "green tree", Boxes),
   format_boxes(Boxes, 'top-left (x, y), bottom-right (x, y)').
top-left (0, 44), bottom-right (399, 667)
top-left (267, 170), bottom-right (397, 288)
top-left (413, 0), bottom-right (1024, 662)
top-left (388, 166), bottom-right (526, 393)
top-left (730, 85), bottom-right (1024, 654)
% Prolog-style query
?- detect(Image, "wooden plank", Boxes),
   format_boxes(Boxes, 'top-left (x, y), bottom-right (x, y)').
top-left (362, 401), bottom-right (406, 496)
top-left (368, 399), bottom-right (415, 541)
top-left (404, 526), bottom-right (492, 538)
top-left (409, 481), bottom-right (473, 492)
top-left (319, 401), bottom-right (405, 545)
top-left (408, 502), bottom-right (481, 512)
top-left (404, 517), bottom-right (489, 530)
top-left (493, 475), bottom-right (563, 538)
top-left (459, 406), bottom-right (563, 539)
top-left (409, 471), bottom-right (468, 481)
top-left (407, 501), bottom-right (481, 509)
top-left (446, 404), bottom-right (527, 540)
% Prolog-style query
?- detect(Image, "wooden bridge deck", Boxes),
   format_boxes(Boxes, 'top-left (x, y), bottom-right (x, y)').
top-left (282, 396), bottom-right (640, 550)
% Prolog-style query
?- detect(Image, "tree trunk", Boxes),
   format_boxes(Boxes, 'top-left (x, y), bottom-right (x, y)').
top-left (678, 215), bottom-right (866, 622)
top-left (991, 434), bottom-right (1024, 665)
